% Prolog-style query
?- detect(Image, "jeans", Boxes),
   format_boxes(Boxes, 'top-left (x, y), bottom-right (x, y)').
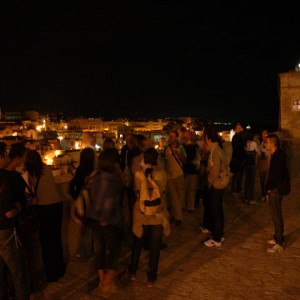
top-left (0, 228), bottom-right (30, 300)
top-left (207, 187), bottom-right (225, 242)
top-left (268, 192), bottom-right (284, 246)
top-left (129, 225), bottom-right (163, 282)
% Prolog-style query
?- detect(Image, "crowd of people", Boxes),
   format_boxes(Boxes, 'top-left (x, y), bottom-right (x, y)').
top-left (0, 123), bottom-right (291, 298)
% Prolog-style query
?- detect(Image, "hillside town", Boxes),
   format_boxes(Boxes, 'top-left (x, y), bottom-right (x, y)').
top-left (0, 109), bottom-right (235, 171)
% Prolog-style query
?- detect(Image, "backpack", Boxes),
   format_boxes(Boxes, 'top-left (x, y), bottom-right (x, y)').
top-left (139, 173), bottom-right (162, 216)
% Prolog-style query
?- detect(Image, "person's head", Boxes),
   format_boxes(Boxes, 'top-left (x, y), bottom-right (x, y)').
top-left (0, 142), bottom-right (9, 168)
top-left (246, 130), bottom-right (254, 141)
top-left (235, 123), bottom-right (243, 133)
top-left (103, 138), bottom-right (116, 150)
top-left (205, 127), bottom-right (220, 145)
top-left (134, 134), bottom-right (148, 151)
top-left (143, 147), bottom-right (159, 166)
top-left (168, 130), bottom-right (179, 146)
top-left (24, 149), bottom-right (44, 177)
top-left (98, 150), bottom-right (116, 172)
top-left (79, 147), bottom-right (95, 174)
top-left (183, 130), bottom-right (194, 144)
top-left (7, 142), bottom-right (27, 170)
top-left (265, 133), bottom-right (280, 153)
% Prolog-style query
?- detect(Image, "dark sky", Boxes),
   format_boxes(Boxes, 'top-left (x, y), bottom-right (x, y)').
top-left (1, 3), bottom-right (299, 125)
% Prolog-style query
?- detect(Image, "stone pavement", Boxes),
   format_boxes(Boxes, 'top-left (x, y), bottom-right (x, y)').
top-left (31, 174), bottom-right (300, 300)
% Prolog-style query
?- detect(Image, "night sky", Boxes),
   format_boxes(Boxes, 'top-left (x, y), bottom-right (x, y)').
top-left (1, 3), bottom-right (299, 125)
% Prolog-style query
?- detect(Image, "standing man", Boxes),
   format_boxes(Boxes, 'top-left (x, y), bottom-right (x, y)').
top-left (164, 130), bottom-right (186, 226)
top-left (230, 123), bottom-right (246, 199)
top-left (265, 134), bottom-right (290, 253)
top-left (203, 127), bottom-right (228, 247)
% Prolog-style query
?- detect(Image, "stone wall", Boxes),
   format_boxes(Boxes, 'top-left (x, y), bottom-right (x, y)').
top-left (278, 71), bottom-right (300, 177)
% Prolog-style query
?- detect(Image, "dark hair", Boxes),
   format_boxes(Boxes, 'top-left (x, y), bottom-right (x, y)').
top-left (143, 147), bottom-right (158, 166)
top-left (169, 130), bottom-right (179, 137)
top-left (267, 133), bottom-right (280, 148)
top-left (246, 130), bottom-right (254, 141)
top-left (98, 149), bottom-right (116, 172)
top-left (77, 147), bottom-right (95, 178)
top-left (8, 142), bottom-right (27, 160)
top-left (24, 149), bottom-right (44, 177)
top-left (205, 127), bottom-right (220, 143)
top-left (103, 138), bottom-right (116, 150)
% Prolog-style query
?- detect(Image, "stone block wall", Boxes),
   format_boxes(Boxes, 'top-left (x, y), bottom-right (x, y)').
top-left (278, 71), bottom-right (300, 177)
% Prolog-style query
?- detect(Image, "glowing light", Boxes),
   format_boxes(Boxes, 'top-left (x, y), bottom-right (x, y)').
top-left (55, 150), bottom-right (61, 157)
top-left (75, 141), bottom-right (81, 149)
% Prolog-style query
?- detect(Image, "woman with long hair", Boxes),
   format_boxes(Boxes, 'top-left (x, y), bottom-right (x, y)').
top-left (24, 150), bottom-right (65, 283)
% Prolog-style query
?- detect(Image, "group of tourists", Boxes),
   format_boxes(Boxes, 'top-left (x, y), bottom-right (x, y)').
top-left (0, 122), bottom-right (290, 298)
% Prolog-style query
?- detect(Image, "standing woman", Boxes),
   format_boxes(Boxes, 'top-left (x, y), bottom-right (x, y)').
top-left (128, 147), bottom-right (170, 286)
top-left (24, 150), bottom-right (66, 283)
top-left (69, 147), bottom-right (97, 260)
top-left (89, 150), bottom-right (124, 296)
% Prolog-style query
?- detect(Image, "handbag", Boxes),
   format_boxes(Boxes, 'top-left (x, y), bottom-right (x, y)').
top-left (71, 173), bottom-right (97, 226)
top-left (71, 186), bottom-right (91, 226)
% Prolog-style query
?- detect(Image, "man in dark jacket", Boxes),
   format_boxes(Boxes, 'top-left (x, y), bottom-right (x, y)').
top-left (230, 123), bottom-right (246, 199)
top-left (264, 134), bottom-right (290, 253)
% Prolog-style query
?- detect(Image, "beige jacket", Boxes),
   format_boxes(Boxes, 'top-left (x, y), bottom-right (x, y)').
top-left (132, 167), bottom-right (170, 238)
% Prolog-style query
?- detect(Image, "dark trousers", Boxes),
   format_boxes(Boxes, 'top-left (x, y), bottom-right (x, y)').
top-left (207, 187), bottom-right (225, 242)
top-left (37, 202), bottom-right (65, 282)
top-left (201, 187), bottom-right (211, 230)
top-left (244, 165), bottom-right (256, 201)
top-left (231, 168), bottom-right (244, 194)
top-left (268, 193), bottom-right (284, 246)
top-left (129, 225), bottom-right (163, 282)
top-left (259, 171), bottom-right (267, 198)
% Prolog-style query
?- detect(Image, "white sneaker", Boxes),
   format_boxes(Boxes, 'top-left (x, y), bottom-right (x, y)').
top-left (267, 244), bottom-right (283, 253)
top-left (267, 239), bottom-right (276, 245)
top-left (203, 239), bottom-right (221, 247)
